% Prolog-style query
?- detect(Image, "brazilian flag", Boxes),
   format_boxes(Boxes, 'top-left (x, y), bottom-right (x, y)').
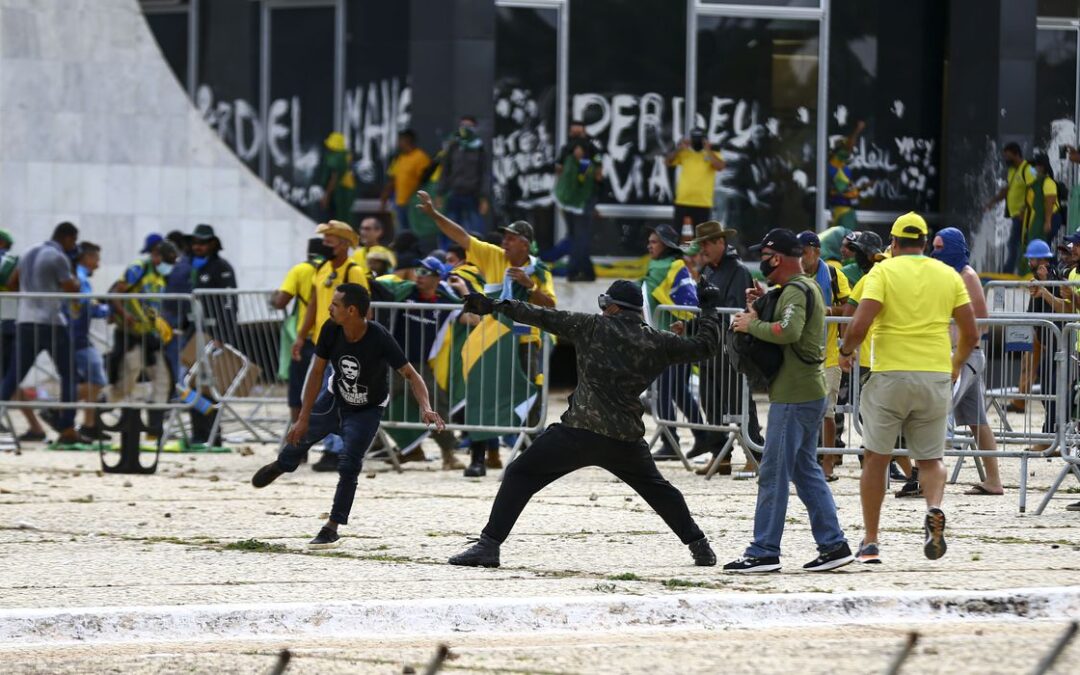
top-left (461, 314), bottom-right (537, 441)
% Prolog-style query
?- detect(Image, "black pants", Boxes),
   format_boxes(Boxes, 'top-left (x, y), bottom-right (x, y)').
top-left (673, 204), bottom-right (712, 232)
top-left (699, 358), bottom-right (764, 451)
top-left (481, 424), bottom-right (705, 544)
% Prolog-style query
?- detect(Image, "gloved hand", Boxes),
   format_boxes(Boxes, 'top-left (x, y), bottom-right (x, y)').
top-left (154, 316), bottom-right (174, 344)
top-left (697, 279), bottom-right (724, 312)
top-left (463, 293), bottom-right (495, 316)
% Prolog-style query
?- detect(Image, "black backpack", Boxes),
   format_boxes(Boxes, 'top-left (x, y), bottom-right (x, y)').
top-left (725, 280), bottom-right (821, 390)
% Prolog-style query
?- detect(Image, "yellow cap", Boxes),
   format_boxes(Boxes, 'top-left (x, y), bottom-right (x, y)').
top-left (324, 132), bottom-right (347, 152)
top-left (890, 212), bottom-right (928, 239)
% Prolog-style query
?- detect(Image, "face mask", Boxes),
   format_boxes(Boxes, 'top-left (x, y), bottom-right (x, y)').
top-left (192, 256), bottom-right (208, 270)
top-left (759, 257), bottom-right (776, 279)
top-left (459, 126), bottom-right (475, 139)
top-left (690, 139), bottom-right (704, 152)
top-left (157, 262), bottom-right (175, 277)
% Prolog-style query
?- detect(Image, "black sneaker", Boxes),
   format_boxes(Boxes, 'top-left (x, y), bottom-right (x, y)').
top-left (16, 430), bottom-right (47, 443)
top-left (448, 534), bottom-right (501, 567)
top-left (652, 443), bottom-right (680, 461)
top-left (895, 478), bottom-right (922, 498)
top-left (924, 508), bottom-right (947, 560)
top-left (1066, 501), bottom-right (1080, 512)
top-left (722, 556), bottom-right (781, 573)
top-left (308, 527), bottom-right (340, 550)
top-left (688, 537), bottom-right (717, 566)
top-left (312, 452), bottom-right (339, 472)
top-left (463, 460), bottom-right (486, 477)
top-left (251, 461), bottom-right (284, 488)
top-left (78, 425), bottom-right (111, 442)
top-left (803, 543), bottom-right (854, 572)
top-left (39, 409), bottom-right (62, 432)
top-left (889, 462), bottom-right (908, 482)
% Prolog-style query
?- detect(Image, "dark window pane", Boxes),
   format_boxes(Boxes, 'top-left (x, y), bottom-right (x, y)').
top-left (493, 6), bottom-right (558, 247)
top-left (267, 6), bottom-right (337, 215)
top-left (195, 0), bottom-right (261, 174)
top-left (1040, 0), bottom-right (1080, 18)
top-left (700, 0), bottom-right (820, 6)
top-left (828, 0), bottom-right (946, 222)
top-left (344, 0), bottom-right (412, 200)
top-left (145, 11), bottom-right (188, 91)
top-left (1035, 28), bottom-right (1077, 154)
top-left (698, 17), bottom-right (820, 240)
top-left (569, 0), bottom-right (686, 208)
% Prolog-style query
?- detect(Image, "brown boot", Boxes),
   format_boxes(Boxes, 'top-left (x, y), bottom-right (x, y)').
top-left (441, 447), bottom-right (465, 471)
top-left (399, 447), bottom-right (426, 464)
top-left (486, 448), bottom-right (503, 469)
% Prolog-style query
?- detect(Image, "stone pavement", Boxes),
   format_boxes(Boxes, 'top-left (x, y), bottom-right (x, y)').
top-left (1, 393), bottom-right (1079, 672)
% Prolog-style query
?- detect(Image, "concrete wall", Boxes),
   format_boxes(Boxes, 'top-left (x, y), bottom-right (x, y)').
top-left (0, 0), bottom-right (313, 289)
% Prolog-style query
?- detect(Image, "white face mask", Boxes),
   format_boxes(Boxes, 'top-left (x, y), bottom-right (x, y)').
top-left (157, 262), bottom-right (175, 277)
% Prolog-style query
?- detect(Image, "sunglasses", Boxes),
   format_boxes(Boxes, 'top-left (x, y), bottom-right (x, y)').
top-left (323, 270), bottom-right (338, 288)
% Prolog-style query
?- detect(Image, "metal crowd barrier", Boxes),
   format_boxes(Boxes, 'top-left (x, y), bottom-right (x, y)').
top-left (0, 291), bottom-right (209, 473)
top-left (188, 291), bottom-right (551, 466)
top-left (1036, 321), bottom-right (1080, 514)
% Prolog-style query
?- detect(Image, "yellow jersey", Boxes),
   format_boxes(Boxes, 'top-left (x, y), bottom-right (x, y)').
top-left (311, 257), bottom-right (369, 343)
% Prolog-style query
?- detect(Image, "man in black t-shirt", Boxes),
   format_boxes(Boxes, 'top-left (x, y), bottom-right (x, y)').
top-left (251, 284), bottom-right (445, 549)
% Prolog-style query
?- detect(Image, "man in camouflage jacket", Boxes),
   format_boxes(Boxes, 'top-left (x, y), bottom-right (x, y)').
top-left (447, 279), bottom-right (724, 568)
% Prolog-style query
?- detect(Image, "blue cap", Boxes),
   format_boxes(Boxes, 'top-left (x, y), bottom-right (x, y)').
top-left (797, 231), bottom-right (821, 249)
top-left (1062, 232), bottom-right (1080, 247)
top-left (141, 233), bottom-right (163, 253)
top-left (1024, 239), bottom-right (1053, 259)
top-left (418, 255), bottom-right (446, 278)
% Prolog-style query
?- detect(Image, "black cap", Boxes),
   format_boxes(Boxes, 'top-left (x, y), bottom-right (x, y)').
top-left (649, 224), bottom-right (681, 251)
top-left (797, 231), bottom-right (821, 249)
top-left (690, 127), bottom-right (706, 139)
top-left (500, 221), bottom-right (534, 242)
top-left (750, 228), bottom-right (803, 256)
top-left (601, 279), bottom-right (644, 309)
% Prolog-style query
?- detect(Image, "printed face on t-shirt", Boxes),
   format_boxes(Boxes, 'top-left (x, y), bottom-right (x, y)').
top-left (335, 355), bottom-right (368, 405)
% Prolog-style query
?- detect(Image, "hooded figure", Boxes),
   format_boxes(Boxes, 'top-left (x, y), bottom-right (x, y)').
top-left (931, 228), bottom-right (969, 274)
top-left (819, 226), bottom-right (851, 263)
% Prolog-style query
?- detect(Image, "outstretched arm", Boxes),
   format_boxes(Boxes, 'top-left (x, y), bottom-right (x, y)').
top-left (494, 300), bottom-right (591, 341)
top-left (417, 190), bottom-right (471, 249)
top-left (398, 363), bottom-right (445, 430)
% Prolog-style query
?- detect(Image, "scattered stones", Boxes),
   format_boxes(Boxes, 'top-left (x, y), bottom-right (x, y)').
top-left (366, 471), bottom-right (377, 479)
top-left (238, 446), bottom-right (254, 457)
top-left (208, 475), bottom-right (221, 482)
top-left (122, 481), bottom-right (132, 488)
top-left (164, 513), bottom-right (172, 518)
top-left (589, 493), bottom-right (598, 501)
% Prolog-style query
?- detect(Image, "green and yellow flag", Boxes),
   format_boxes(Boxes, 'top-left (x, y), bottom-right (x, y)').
top-left (461, 314), bottom-right (537, 441)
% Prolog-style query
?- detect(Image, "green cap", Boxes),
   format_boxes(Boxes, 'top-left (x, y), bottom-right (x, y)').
top-left (0, 229), bottom-right (11, 247)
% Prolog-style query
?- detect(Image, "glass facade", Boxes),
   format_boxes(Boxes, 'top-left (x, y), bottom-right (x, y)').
top-left (142, 0), bottom-right (952, 245)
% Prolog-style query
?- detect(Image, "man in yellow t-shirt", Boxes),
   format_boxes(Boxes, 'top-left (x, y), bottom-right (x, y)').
top-left (985, 142), bottom-right (1036, 273)
top-left (380, 129), bottom-right (432, 233)
top-left (797, 231), bottom-right (850, 480)
top-left (839, 212), bottom-right (978, 565)
top-left (273, 238), bottom-right (327, 424)
top-left (666, 128), bottom-right (724, 233)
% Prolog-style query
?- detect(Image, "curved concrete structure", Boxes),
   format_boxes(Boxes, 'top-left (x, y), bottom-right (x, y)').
top-left (0, 0), bottom-right (312, 287)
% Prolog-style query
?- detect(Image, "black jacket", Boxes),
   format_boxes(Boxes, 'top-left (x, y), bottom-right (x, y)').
top-left (191, 254), bottom-right (239, 345)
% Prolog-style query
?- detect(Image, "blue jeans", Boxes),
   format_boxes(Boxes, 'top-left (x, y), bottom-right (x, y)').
top-left (745, 398), bottom-right (846, 558)
top-left (656, 363), bottom-right (706, 446)
top-left (443, 194), bottom-right (484, 248)
top-left (0, 323), bottom-right (77, 430)
top-left (277, 389), bottom-right (383, 525)
top-left (394, 204), bottom-right (411, 232)
top-left (1004, 216), bottom-right (1023, 274)
top-left (565, 208), bottom-right (595, 279)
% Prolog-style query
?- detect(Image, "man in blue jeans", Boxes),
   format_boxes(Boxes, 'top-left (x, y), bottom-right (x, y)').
top-left (0, 222), bottom-right (83, 445)
top-left (251, 284), bottom-right (444, 549)
top-left (725, 228), bottom-right (852, 573)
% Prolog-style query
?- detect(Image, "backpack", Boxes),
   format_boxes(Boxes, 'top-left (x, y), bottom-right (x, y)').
top-left (725, 280), bottom-right (821, 390)
top-left (1056, 179), bottom-right (1069, 227)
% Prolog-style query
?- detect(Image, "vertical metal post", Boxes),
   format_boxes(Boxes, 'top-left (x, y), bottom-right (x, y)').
top-left (685, 0), bottom-right (697, 133)
top-left (815, 0), bottom-right (831, 232)
top-left (556, 1), bottom-right (570, 243)
top-left (188, 0), bottom-right (199, 100)
top-left (259, 2), bottom-right (271, 182)
top-left (334, 0), bottom-right (345, 133)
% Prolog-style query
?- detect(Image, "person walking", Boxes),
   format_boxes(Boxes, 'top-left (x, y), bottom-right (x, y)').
top-left (0, 222), bottom-right (82, 445)
top-left (930, 228), bottom-right (1004, 496)
top-left (722, 229), bottom-right (852, 573)
top-left (252, 283), bottom-right (445, 549)
top-left (839, 212), bottom-right (979, 563)
top-left (436, 115), bottom-right (489, 238)
top-left (446, 279), bottom-right (725, 568)
top-left (381, 129), bottom-right (431, 233)
top-left (985, 142), bottom-right (1036, 274)
top-left (554, 135), bottom-right (603, 282)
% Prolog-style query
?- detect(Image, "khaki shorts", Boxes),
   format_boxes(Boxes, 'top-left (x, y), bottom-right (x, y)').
top-left (860, 371), bottom-right (952, 461)
top-left (825, 366), bottom-right (842, 414)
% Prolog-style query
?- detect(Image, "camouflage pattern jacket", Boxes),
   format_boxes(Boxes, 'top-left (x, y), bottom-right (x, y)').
top-left (495, 300), bottom-right (721, 442)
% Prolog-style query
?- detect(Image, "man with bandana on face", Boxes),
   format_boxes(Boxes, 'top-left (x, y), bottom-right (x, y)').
top-left (930, 228), bottom-right (1004, 497)
top-left (436, 115), bottom-right (490, 238)
top-left (828, 120), bottom-right (866, 231)
top-left (446, 279), bottom-right (725, 569)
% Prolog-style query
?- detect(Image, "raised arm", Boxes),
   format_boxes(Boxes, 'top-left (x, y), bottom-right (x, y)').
top-left (655, 313), bottom-right (721, 365)
top-left (495, 299), bottom-right (591, 341)
top-left (417, 190), bottom-right (471, 249)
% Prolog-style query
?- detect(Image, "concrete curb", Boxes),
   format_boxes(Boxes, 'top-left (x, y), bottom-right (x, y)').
top-left (1, 587), bottom-right (1078, 647)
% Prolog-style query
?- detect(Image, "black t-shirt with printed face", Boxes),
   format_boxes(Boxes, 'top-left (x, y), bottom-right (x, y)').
top-left (315, 320), bottom-right (407, 410)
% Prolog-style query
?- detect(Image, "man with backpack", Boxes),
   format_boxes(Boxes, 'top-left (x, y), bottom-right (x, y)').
top-left (723, 228), bottom-right (852, 573)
